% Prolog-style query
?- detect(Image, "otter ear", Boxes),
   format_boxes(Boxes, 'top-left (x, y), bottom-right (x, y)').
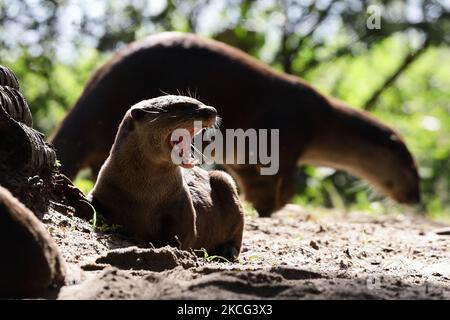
top-left (130, 108), bottom-right (147, 121)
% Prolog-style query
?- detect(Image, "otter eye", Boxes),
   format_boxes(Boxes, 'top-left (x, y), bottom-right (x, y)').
top-left (130, 108), bottom-right (147, 121)
top-left (169, 102), bottom-right (198, 113)
top-left (130, 108), bottom-right (161, 121)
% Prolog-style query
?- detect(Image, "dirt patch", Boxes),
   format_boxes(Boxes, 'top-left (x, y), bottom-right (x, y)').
top-left (84, 246), bottom-right (198, 271)
top-left (46, 205), bottom-right (450, 299)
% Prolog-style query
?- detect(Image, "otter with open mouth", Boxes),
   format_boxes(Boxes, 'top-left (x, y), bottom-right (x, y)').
top-left (88, 95), bottom-right (244, 261)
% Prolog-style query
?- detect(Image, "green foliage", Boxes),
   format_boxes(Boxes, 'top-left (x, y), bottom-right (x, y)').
top-left (0, 48), bottom-right (105, 134)
top-left (241, 200), bottom-right (258, 217)
top-left (89, 203), bottom-right (123, 233)
top-left (195, 248), bottom-right (232, 263)
top-left (73, 170), bottom-right (95, 195)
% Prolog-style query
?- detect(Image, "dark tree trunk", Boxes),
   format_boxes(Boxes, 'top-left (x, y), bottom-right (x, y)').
top-left (0, 64), bottom-right (94, 298)
top-left (0, 65), bottom-right (93, 219)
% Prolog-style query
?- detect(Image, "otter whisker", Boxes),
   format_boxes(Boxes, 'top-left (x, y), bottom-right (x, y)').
top-left (203, 127), bottom-right (220, 140)
top-left (158, 88), bottom-right (171, 96)
top-left (141, 110), bottom-right (161, 115)
top-left (191, 143), bottom-right (213, 163)
top-left (139, 107), bottom-right (167, 114)
top-left (147, 115), bottom-right (163, 123)
top-left (214, 116), bottom-right (222, 129)
top-left (151, 104), bottom-right (171, 112)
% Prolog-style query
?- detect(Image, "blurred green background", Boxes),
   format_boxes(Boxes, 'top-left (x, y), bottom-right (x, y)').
top-left (0, 0), bottom-right (449, 220)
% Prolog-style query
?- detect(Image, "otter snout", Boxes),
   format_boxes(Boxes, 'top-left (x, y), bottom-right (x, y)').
top-left (199, 106), bottom-right (217, 117)
top-left (395, 186), bottom-right (421, 205)
top-left (197, 106), bottom-right (217, 128)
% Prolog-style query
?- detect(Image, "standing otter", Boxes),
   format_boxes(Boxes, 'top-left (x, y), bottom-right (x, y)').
top-left (89, 96), bottom-right (244, 261)
top-left (51, 32), bottom-right (420, 217)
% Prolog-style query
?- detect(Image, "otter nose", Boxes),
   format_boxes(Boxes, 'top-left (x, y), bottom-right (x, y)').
top-left (406, 188), bottom-right (421, 205)
top-left (201, 106), bottom-right (217, 117)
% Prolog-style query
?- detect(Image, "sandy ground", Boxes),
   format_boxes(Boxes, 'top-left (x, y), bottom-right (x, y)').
top-left (43, 205), bottom-right (450, 299)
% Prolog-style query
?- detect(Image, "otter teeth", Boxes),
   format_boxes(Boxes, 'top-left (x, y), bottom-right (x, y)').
top-left (170, 125), bottom-right (213, 168)
top-left (171, 135), bottom-right (197, 168)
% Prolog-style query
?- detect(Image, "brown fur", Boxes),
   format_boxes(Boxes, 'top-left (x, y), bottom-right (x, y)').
top-left (89, 96), bottom-right (244, 261)
top-left (51, 32), bottom-right (420, 216)
top-left (0, 186), bottom-right (65, 298)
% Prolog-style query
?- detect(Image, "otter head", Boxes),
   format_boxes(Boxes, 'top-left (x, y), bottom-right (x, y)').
top-left (362, 129), bottom-right (421, 205)
top-left (303, 104), bottom-right (421, 206)
top-left (124, 95), bottom-right (217, 168)
top-left (301, 98), bottom-right (420, 204)
top-left (337, 111), bottom-right (421, 205)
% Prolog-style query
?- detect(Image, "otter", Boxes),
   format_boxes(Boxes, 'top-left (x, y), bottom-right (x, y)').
top-left (88, 96), bottom-right (244, 261)
top-left (0, 185), bottom-right (65, 298)
top-left (51, 32), bottom-right (420, 217)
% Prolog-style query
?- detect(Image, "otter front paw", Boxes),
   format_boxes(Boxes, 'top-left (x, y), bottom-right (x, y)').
top-left (213, 243), bottom-right (240, 262)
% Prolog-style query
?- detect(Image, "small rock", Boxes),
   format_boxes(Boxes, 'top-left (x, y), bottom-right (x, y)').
top-left (78, 224), bottom-right (92, 233)
top-left (432, 272), bottom-right (442, 277)
top-left (95, 246), bottom-right (198, 271)
top-left (435, 227), bottom-right (450, 235)
top-left (339, 260), bottom-right (352, 269)
top-left (310, 240), bottom-right (319, 250)
top-left (58, 219), bottom-right (71, 228)
top-left (344, 248), bottom-right (352, 259)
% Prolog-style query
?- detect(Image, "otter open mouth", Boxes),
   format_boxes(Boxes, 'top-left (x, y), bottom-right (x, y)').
top-left (170, 127), bottom-right (198, 169)
top-left (169, 118), bottom-right (216, 169)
